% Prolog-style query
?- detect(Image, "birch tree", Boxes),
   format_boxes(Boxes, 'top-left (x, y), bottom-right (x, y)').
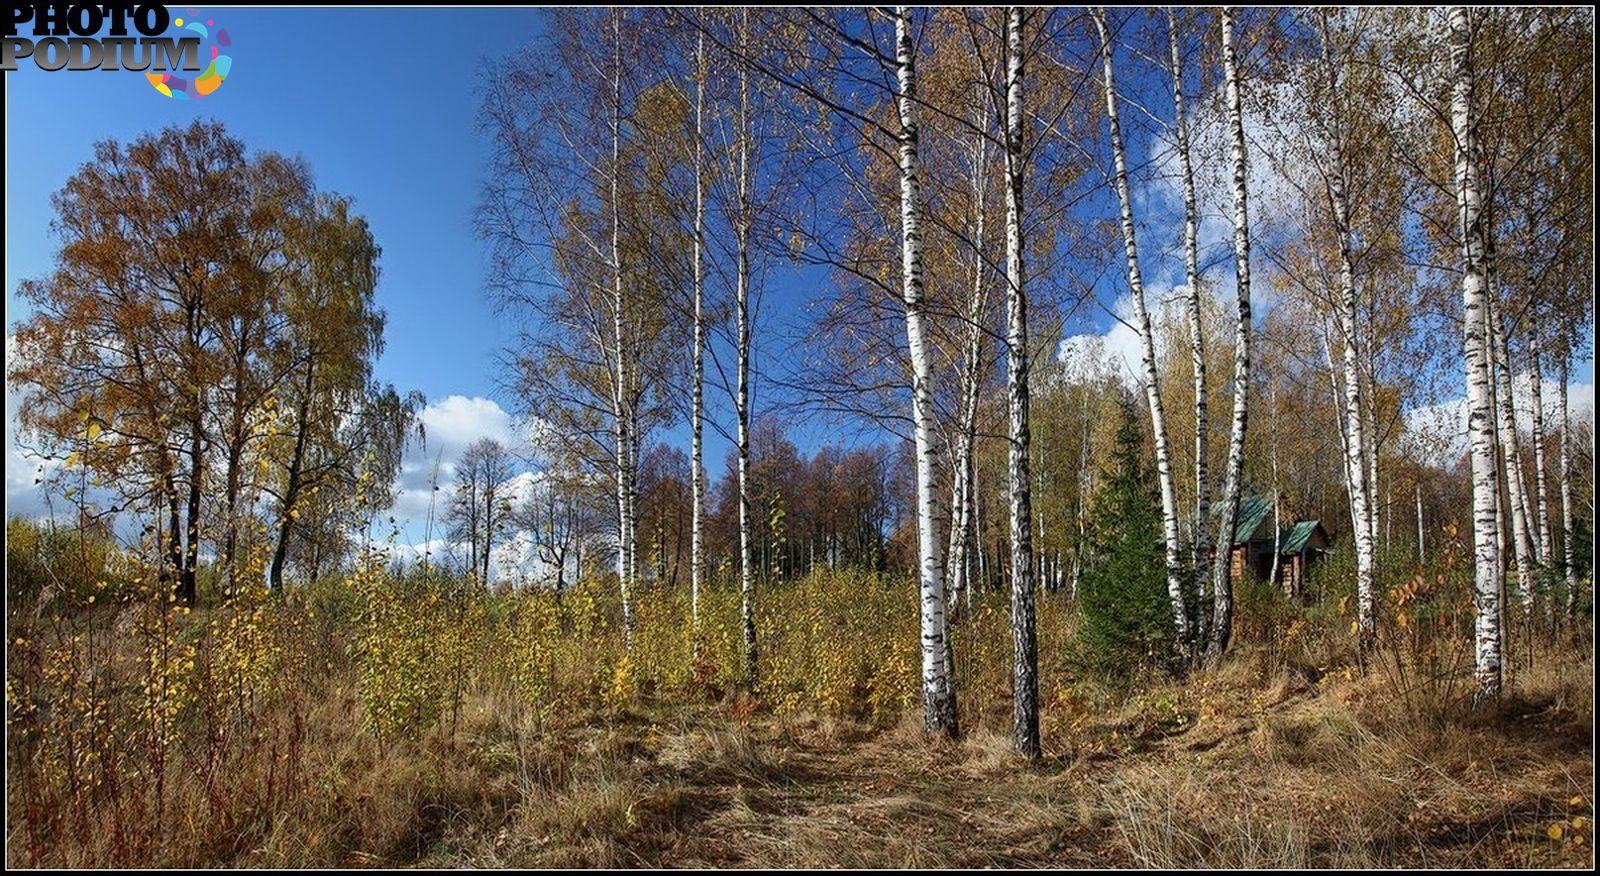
top-left (480, 9), bottom-right (688, 652)
top-left (734, 8), bottom-right (758, 685)
top-left (1316, 9), bottom-right (1378, 655)
top-left (1167, 8), bottom-right (1213, 598)
top-left (1557, 352), bottom-right (1577, 620)
top-left (690, 29), bottom-right (707, 647)
top-left (1207, 6), bottom-right (1253, 661)
top-left (895, 5), bottom-right (957, 738)
top-left (1448, 5), bottom-right (1503, 701)
top-left (944, 108), bottom-right (991, 622)
top-left (1091, 7), bottom-right (1190, 648)
top-left (1003, 5), bottom-right (1039, 759)
top-left (1487, 298), bottom-right (1538, 609)
top-left (1529, 327), bottom-right (1552, 569)
top-left (607, 10), bottom-right (640, 649)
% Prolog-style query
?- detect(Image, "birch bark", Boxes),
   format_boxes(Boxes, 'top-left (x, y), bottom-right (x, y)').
top-left (691, 30), bottom-right (707, 648)
top-left (946, 120), bottom-right (989, 619)
top-left (736, 9), bottom-right (757, 685)
top-left (1208, 6), bottom-right (1253, 661)
top-left (1449, 5), bottom-right (1502, 700)
top-left (1488, 298), bottom-right (1537, 608)
top-left (1558, 354), bottom-right (1576, 619)
top-left (1318, 9), bottom-right (1377, 653)
top-left (895, 6), bottom-right (956, 737)
top-left (1004, 4), bottom-right (1039, 758)
top-left (1092, 7), bottom-right (1190, 646)
top-left (1168, 9), bottom-right (1212, 596)
top-left (610, 9), bottom-right (635, 651)
top-left (1530, 329), bottom-right (1551, 567)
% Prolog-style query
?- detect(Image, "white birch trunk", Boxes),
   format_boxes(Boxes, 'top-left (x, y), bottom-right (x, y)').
top-left (976, 463), bottom-right (989, 596)
top-left (1558, 354), bottom-right (1576, 618)
top-left (895, 5), bottom-right (956, 737)
top-left (1487, 328), bottom-right (1507, 575)
top-left (736, 9), bottom-right (757, 685)
top-left (1093, 7), bottom-right (1190, 646)
top-left (1319, 9), bottom-right (1377, 653)
top-left (690, 31), bottom-right (707, 649)
top-left (1488, 298), bottom-right (1537, 608)
top-left (1529, 329), bottom-right (1552, 567)
top-left (1208, 6), bottom-right (1253, 661)
top-left (1168, 8), bottom-right (1212, 595)
top-left (946, 122), bottom-right (989, 618)
top-left (1004, 5), bottom-right (1039, 758)
top-left (944, 458), bottom-right (967, 607)
top-left (610, 10), bottom-right (635, 651)
top-left (1363, 355), bottom-right (1381, 553)
top-left (1324, 328), bottom-right (1360, 542)
top-left (1449, 5), bottom-right (1502, 700)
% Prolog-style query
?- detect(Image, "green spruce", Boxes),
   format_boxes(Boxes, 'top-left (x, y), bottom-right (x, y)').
top-left (1074, 392), bottom-right (1179, 681)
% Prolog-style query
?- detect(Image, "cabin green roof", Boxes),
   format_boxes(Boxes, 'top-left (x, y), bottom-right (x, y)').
top-left (1213, 496), bottom-right (1324, 552)
top-left (1277, 520), bottom-right (1323, 555)
top-left (1215, 494), bottom-right (1274, 545)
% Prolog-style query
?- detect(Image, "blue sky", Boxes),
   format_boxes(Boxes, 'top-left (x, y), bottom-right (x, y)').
top-left (5, 8), bottom-right (1592, 567)
top-left (6, 7), bottom-right (539, 403)
top-left (5, 8), bottom-right (551, 536)
top-left (2, 7), bottom-right (845, 548)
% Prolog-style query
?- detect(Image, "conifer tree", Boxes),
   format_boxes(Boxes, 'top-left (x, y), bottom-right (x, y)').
top-left (1076, 394), bottom-right (1177, 680)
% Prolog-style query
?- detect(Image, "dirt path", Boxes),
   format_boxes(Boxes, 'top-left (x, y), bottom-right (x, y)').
top-left (432, 668), bottom-right (1593, 868)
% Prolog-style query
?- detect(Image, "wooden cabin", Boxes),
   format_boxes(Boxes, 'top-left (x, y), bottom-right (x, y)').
top-left (1219, 495), bottom-right (1331, 596)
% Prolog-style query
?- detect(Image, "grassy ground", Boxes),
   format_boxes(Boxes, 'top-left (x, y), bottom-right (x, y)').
top-left (225, 648), bottom-right (1592, 869)
top-left (7, 554), bottom-right (1592, 868)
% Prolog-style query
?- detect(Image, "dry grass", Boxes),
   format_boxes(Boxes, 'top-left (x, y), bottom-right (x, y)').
top-left (10, 641), bottom-right (1593, 868)
top-left (8, 583), bottom-right (1593, 868)
top-left (345, 642), bottom-right (1585, 869)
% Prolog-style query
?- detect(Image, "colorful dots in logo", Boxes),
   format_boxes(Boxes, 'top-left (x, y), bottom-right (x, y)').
top-left (147, 9), bottom-right (232, 100)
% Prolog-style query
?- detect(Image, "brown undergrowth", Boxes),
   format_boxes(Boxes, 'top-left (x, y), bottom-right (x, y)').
top-left (6, 559), bottom-right (1593, 868)
top-left (38, 643), bottom-right (1575, 869)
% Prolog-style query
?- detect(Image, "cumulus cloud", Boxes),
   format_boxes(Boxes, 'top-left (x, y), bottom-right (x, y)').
top-left (1401, 378), bottom-right (1595, 468)
top-left (387, 394), bottom-right (538, 529)
top-left (6, 333), bottom-right (60, 521)
top-left (382, 400), bottom-right (569, 585)
top-left (1058, 284), bottom-right (1191, 388)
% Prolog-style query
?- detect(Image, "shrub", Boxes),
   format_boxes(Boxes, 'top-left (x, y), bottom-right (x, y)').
top-left (1071, 395), bottom-right (1176, 682)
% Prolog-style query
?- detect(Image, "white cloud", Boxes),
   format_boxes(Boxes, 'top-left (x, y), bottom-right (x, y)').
top-left (1058, 284), bottom-right (1190, 388)
top-left (419, 394), bottom-right (518, 456)
top-left (388, 394), bottom-right (539, 531)
top-left (383, 403), bottom-right (568, 586)
top-left (389, 526), bottom-right (556, 589)
top-left (6, 332), bottom-right (61, 521)
top-left (1401, 379), bottom-right (1595, 468)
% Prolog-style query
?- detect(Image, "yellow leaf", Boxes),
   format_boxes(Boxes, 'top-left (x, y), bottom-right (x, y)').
top-left (86, 422), bottom-right (102, 441)
top-left (1548, 824), bottom-right (1564, 841)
